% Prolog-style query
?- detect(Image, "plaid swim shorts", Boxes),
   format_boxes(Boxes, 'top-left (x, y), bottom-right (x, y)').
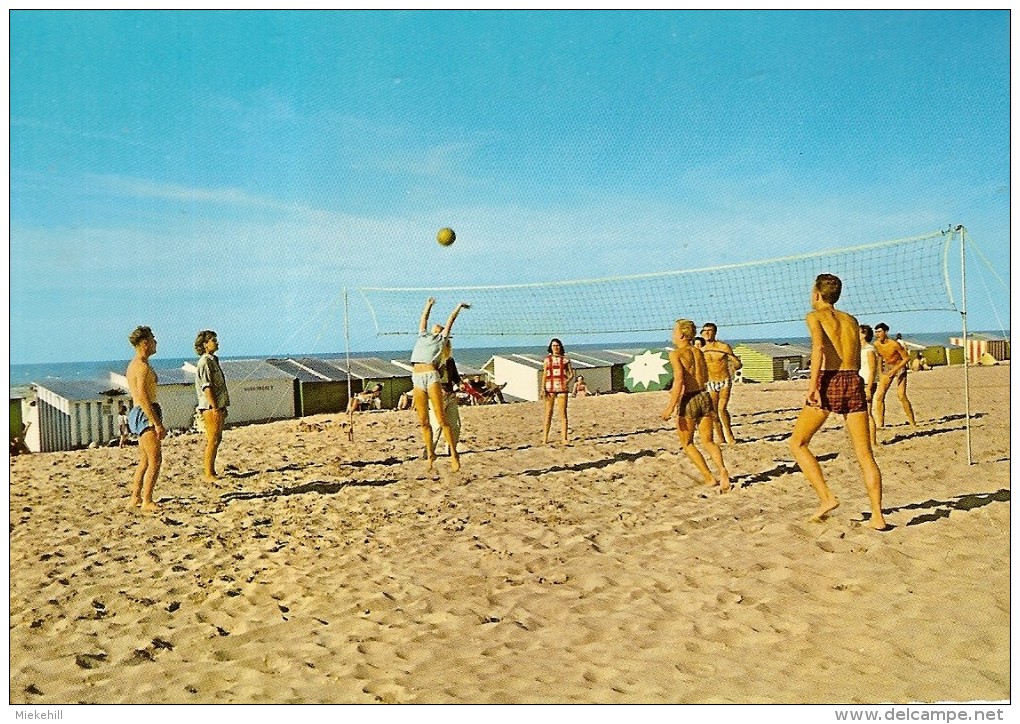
top-left (818, 370), bottom-right (868, 415)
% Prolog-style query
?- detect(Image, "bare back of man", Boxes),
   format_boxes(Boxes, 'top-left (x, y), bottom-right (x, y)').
top-left (662, 320), bottom-right (730, 492)
top-left (789, 276), bottom-right (887, 531)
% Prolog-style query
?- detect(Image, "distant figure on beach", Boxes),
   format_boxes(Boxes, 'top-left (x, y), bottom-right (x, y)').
top-left (348, 383), bottom-right (383, 413)
top-left (910, 351), bottom-right (928, 373)
top-left (873, 322), bottom-right (917, 429)
top-left (661, 319), bottom-right (730, 491)
top-left (700, 322), bottom-right (742, 445)
top-left (789, 275), bottom-right (887, 530)
top-left (572, 375), bottom-right (590, 398)
top-left (126, 326), bottom-right (166, 512)
top-left (117, 402), bottom-right (130, 448)
top-left (429, 339), bottom-right (462, 457)
top-left (542, 338), bottom-right (575, 445)
top-left (194, 330), bottom-right (230, 483)
top-left (397, 390), bottom-right (414, 410)
top-left (858, 324), bottom-right (879, 448)
top-left (411, 297), bottom-right (469, 472)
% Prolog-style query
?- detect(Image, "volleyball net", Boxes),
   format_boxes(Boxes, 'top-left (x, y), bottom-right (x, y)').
top-left (357, 228), bottom-right (961, 337)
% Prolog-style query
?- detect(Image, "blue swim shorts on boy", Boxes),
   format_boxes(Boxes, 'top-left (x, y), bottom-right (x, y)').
top-left (128, 403), bottom-right (163, 435)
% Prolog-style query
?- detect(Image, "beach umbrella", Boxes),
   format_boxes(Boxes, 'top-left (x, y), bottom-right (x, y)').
top-left (624, 349), bottom-right (673, 392)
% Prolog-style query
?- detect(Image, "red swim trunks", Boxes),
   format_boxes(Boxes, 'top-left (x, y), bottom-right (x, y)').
top-left (818, 369), bottom-right (868, 415)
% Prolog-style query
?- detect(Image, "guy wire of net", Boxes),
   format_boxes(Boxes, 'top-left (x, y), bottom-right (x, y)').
top-left (358, 229), bottom-right (960, 337)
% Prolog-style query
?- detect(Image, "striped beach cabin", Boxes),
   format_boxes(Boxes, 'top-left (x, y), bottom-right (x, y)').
top-left (23, 379), bottom-right (130, 452)
top-left (732, 342), bottom-right (812, 383)
top-left (948, 333), bottom-right (1011, 365)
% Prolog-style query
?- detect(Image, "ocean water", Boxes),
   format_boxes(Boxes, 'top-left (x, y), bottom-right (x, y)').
top-left (8, 331), bottom-right (1001, 393)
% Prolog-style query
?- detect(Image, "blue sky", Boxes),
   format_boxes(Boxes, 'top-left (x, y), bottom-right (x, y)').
top-left (9, 10), bottom-right (1010, 365)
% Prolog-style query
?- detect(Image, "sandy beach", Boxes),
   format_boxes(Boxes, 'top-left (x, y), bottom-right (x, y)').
top-left (8, 363), bottom-right (1009, 704)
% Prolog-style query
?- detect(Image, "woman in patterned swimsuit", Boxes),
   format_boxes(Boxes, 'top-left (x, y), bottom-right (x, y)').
top-left (541, 338), bottom-right (575, 445)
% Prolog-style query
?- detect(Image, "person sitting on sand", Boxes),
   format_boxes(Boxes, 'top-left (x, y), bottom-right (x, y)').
top-left (126, 326), bottom-right (166, 512)
top-left (572, 375), bottom-right (590, 398)
top-left (661, 319), bottom-right (731, 492)
top-left (789, 275), bottom-right (887, 530)
top-left (348, 383), bottom-right (383, 413)
top-left (410, 297), bottom-right (469, 472)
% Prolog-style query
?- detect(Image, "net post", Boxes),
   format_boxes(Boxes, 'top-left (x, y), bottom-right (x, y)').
top-left (958, 227), bottom-right (972, 465)
top-left (344, 288), bottom-right (354, 442)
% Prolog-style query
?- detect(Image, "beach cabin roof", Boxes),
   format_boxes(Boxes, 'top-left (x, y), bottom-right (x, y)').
top-left (390, 359), bottom-right (486, 378)
top-left (570, 351), bottom-right (624, 368)
top-left (265, 358), bottom-right (340, 382)
top-left (321, 357), bottom-right (409, 380)
top-left (33, 379), bottom-right (125, 402)
top-left (734, 342), bottom-right (811, 358)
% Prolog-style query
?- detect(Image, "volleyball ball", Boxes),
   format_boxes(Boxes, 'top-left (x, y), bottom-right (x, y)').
top-left (437, 227), bottom-right (456, 246)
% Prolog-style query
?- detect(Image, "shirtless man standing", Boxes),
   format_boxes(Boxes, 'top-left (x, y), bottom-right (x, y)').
top-left (661, 319), bottom-right (731, 492)
top-left (872, 322), bottom-right (917, 429)
top-left (789, 275), bottom-right (887, 530)
top-left (126, 326), bottom-right (166, 512)
top-left (700, 322), bottom-right (742, 445)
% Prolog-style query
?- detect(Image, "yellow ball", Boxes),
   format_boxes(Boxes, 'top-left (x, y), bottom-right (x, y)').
top-left (437, 227), bottom-right (456, 246)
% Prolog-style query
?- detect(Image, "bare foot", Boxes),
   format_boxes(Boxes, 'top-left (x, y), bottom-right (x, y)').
top-left (140, 501), bottom-right (161, 513)
top-left (810, 497), bottom-right (840, 522)
top-left (450, 456), bottom-right (461, 473)
top-left (720, 473), bottom-right (732, 493)
top-left (202, 474), bottom-right (220, 482)
top-left (867, 516), bottom-right (891, 531)
top-left (128, 498), bottom-right (142, 509)
top-left (426, 456), bottom-right (436, 472)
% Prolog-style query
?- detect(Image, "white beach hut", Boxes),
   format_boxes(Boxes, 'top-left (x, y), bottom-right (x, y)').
top-left (181, 359), bottom-right (296, 425)
top-left (482, 353), bottom-right (608, 402)
top-left (108, 366), bottom-right (197, 431)
top-left (24, 380), bottom-right (130, 452)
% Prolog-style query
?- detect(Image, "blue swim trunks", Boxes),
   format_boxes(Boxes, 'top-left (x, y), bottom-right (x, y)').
top-left (128, 403), bottom-right (162, 435)
top-left (412, 370), bottom-right (441, 391)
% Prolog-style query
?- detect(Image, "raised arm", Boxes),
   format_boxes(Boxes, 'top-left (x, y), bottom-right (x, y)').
top-left (419, 297), bottom-right (435, 333)
top-left (441, 302), bottom-right (471, 336)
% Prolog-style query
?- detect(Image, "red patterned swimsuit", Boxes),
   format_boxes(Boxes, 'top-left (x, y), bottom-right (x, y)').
top-left (543, 354), bottom-right (572, 394)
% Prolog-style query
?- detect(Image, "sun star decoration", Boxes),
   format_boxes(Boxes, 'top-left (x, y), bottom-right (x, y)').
top-left (627, 350), bottom-right (670, 389)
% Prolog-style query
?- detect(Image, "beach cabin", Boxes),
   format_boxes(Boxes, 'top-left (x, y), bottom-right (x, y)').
top-left (182, 359), bottom-right (296, 425)
top-left (24, 380), bottom-right (130, 452)
top-left (264, 357), bottom-right (351, 416)
top-left (949, 333), bottom-right (1011, 365)
top-left (732, 342), bottom-right (811, 383)
top-left (108, 366), bottom-right (197, 430)
top-left (321, 357), bottom-right (412, 410)
top-left (923, 344), bottom-right (966, 367)
top-left (569, 351), bottom-right (625, 394)
top-left (480, 353), bottom-right (613, 402)
top-left (10, 388), bottom-right (27, 444)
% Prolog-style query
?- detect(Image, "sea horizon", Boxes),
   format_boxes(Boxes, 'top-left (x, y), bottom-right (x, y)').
top-left (8, 329), bottom-right (1006, 392)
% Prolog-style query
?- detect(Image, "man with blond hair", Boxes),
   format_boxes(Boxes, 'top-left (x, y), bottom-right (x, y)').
top-left (661, 319), bottom-right (731, 492)
top-left (789, 275), bottom-right (887, 530)
top-left (126, 326), bottom-right (166, 512)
